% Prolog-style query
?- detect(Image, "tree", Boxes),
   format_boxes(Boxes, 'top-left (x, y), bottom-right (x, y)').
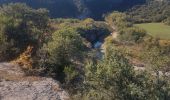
top-left (81, 47), bottom-right (150, 100)
top-left (105, 12), bottom-right (132, 29)
top-left (39, 27), bottom-right (85, 78)
top-left (0, 14), bottom-right (11, 61)
top-left (127, 0), bottom-right (170, 23)
top-left (118, 27), bottom-right (146, 43)
top-left (74, 45), bottom-right (170, 100)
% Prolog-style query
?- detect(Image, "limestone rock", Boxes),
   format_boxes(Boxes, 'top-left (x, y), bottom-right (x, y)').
top-left (0, 63), bottom-right (70, 100)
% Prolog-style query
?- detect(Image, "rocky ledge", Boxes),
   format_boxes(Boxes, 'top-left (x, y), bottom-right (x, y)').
top-left (0, 63), bottom-right (69, 100)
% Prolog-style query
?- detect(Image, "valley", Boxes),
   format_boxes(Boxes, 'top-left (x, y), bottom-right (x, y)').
top-left (0, 0), bottom-right (170, 100)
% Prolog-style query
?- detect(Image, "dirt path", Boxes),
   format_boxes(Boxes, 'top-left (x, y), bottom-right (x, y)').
top-left (111, 31), bottom-right (118, 39)
top-left (106, 23), bottom-right (118, 40)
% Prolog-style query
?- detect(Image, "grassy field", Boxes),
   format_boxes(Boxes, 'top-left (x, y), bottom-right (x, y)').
top-left (135, 23), bottom-right (170, 39)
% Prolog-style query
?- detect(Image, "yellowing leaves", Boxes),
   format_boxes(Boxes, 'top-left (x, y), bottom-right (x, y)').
top-left (11, 46), bottom-right (33, 70)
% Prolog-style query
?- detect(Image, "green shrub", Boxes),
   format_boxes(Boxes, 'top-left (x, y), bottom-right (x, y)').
top-left (0, 3), bottom-right (49, 61)
top-left (105, 12), bottom-right (132, 29)
top-left (118, 27), bottom-right (146, 43)
top-left (39, 27), bottom-right (85, 78)
top-left (64, 65), bottom-right (79, 84)
top-left (75, 46), bottom-right (170, 100)
top-left (164, 17), bottom-right (170, 25)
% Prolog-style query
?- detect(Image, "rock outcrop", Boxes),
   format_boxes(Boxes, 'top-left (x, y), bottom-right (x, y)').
top-left (0, 63), bottom-right (69, 100)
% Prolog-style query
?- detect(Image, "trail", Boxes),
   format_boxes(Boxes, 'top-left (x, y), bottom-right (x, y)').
top-left (105, 22), bottom-right (118, 40)
top-left (111, 31), bottom-right (118, 39)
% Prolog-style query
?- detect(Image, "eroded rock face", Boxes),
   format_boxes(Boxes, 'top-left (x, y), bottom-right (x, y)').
top-left (0, 63), bottom-right (69, 100)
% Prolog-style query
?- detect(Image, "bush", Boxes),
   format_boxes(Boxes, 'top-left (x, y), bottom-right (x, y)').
top-left (74, 46), bottom-right (170, 100)
top-left (105, 12), bottom-right (146, 44)
top-left (64, 65), bottom-right (79, 84)
top-left (105, 12), bottom-right (132, 29)
top-left (0, 3), bottom-right (49, 61)
top-left (164, 17), bottom-right (170, 25)
top-left (118, 27), bottom-right (146, 43)
top-left (39, 27), bottom-right (85, 79)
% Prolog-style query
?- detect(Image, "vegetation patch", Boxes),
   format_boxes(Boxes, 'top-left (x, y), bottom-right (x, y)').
top-left (135, 23), bottom-right (170, 39)
top-left (1, 2), bottom-right (170, 100)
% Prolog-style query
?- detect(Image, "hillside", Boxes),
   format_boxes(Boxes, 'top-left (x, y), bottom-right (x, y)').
top-left (0, 0), bottom-right (146, 19)
top-left (0, 1), bottom-right (170, 100)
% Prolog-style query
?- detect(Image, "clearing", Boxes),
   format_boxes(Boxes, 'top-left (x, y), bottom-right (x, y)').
top-left (135, 23), bottom-right (170, 40)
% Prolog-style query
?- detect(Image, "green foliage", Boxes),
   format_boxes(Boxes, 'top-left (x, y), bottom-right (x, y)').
top-left (105, 11), bottom-right (132, 29)
top-left (127, 0), bottom-right (170, 23)
top-left (39, 27), bottom-right (85, 78)
top-left (74, 46), bottom-right (170, 100)
top-left (164, 17), bottom-right (170, 25)
top-left (0, 3), bottom-right (170, 100)
top-left (47, 28), bottom-right (83, 66)
top-left (0, 0), bottom-right (146, 20)
top-left (64, 65), bottom-right (79, 84)
top-left (0, 14), bottom-right (14, 60)
top-left (105, 12), bottom-right (146, 43)
top-left (142, 45), bottom-right (170, 72)
top-left (0, 3), bottom-right (49, 61)
top-left (52, 18), bottom-right (80, 24)
top-left (82, 47), bottom-right (143, 99)
top-left (119, 27), bottom-right (146, 43)
top-left (0, 14), bottom-right (9, 45)
top-left (83, 18), bottom-right (95, 25)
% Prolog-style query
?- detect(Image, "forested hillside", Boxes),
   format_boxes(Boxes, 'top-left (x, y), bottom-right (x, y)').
top-left (127, 0), bottom-right (170, 24)
top-left (0, 0), bottom-right (146, 19)
top-left (0, 1), bottom-right (170, 100)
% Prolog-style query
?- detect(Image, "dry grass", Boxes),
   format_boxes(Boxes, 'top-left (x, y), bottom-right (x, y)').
top-left (159, 40), bottom-right (170, 46)
top-left (0, 70), bottom-right (44, 82)
top-left (11, 46), bottom-right (33, 70)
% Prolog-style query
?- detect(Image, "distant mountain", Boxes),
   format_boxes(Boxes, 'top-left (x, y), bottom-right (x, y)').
top-left (0, 0), bottom-right (146, 19)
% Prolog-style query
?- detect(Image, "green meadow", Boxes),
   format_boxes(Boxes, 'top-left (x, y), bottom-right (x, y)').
top-left (135, 23), bottom-right (170, 39)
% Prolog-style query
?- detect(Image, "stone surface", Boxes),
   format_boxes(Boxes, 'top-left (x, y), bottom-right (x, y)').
top-left (0, 63), bottom-right (69, 100)
top-left (0, 62), bottom-right (24, 76)
top-left (0, 78), bottom-right (69, 100)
